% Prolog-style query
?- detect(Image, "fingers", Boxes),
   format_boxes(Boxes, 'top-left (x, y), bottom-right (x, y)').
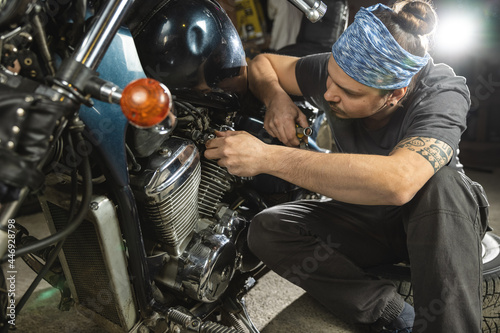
top-left (205, 131), bottom-right (244, 159)
top-left (214, 130), bottom-right (240, 138)
top-left (265, 117), bottom-right (308, 147)
top-left (281, 123), bottom-right (300, 147)
top-left (263, 115), bottom-right (278, 138)
top-left (297, 112), bottom-right (309, 130)
top-left (204, 138), bottom-right (220, 160)
top-left (204, 131), bottom-right (263, 177)
top-left (264, 115), bottom-right (294, 146)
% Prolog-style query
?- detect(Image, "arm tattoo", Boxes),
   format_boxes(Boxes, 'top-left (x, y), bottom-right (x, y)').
top-left (393, 137), bottom-right (453, 173)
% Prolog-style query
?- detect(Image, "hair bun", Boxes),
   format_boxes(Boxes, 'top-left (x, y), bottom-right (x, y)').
top-left (396, 1), bottom-right (437, 36)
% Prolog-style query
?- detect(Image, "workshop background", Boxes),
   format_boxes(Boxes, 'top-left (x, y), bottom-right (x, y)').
top-left (7, 0), bottom-right (500, 332)
top-left (225, 0), bottom-right (500, 169)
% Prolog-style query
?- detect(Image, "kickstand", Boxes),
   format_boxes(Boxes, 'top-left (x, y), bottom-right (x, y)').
top-left (223, 275), bottom-right (265, 333)
top-left (233, 297), bottom-right (260, 333)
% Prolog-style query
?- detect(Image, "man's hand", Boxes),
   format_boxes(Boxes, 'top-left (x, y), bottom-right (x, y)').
top-left (247, 53), bottom-right (306, 147)
top-left (264, 93), bottom-right (309, 147)
top-left (204, 131), bottom-right (270, 177)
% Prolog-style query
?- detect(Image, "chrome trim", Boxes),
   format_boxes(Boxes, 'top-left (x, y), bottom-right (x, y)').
top-left (72, 0), bottom-right (134, 70)
top-left (131, 137), bottom-right (201, 256)
top-left (89, 195), bottom-right (137, 329)
top-left (41, 184), bottom-right (137, 330)
top-left (287, 0), bottom-right (327, 22)
top-left (178, 227), bottom-right (236, 303)
top-left (138, 137), bottom-right (200, 203)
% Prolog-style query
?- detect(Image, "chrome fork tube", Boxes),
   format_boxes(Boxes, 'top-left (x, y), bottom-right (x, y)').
top-left (71, 0), bottom-right (134, 70)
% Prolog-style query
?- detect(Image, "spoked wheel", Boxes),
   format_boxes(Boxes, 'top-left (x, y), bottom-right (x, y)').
top-left (371, 232), bottom-right (500, 333)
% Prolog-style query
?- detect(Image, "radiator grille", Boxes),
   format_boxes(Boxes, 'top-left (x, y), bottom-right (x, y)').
top-left (48, 202), bottom-right (122, 326)
top-left (145, 161), bottom-right (201, 256)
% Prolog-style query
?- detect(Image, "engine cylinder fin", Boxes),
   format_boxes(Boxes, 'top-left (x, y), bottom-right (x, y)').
top-left (200, 178), bottom-right (229, 192)
top-left (198, 159), bottom-right (233, 217)
top-left (145, 162), bottom-right (201, 255)
top-left (199, 190), bottom-right (226, 207)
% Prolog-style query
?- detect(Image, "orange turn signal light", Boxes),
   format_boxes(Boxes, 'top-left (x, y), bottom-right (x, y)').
top-left (120, 78), bottom-right (172, 128)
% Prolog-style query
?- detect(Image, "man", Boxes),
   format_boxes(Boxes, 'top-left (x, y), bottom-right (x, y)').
top-left (205, 1), bottom-right (489, 332)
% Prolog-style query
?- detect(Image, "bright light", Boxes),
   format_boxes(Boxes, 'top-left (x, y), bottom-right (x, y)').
top-left (434, 10), bottom-right (482, 56)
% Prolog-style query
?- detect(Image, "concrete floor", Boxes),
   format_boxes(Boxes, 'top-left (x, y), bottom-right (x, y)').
top-left (3, 166), bottom-right (500, 333)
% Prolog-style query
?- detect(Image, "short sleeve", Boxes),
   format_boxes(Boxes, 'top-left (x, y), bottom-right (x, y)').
top-left (402, 66), bottom-right (471, 155)
top-left (295, 53), bottom-right (330, 109)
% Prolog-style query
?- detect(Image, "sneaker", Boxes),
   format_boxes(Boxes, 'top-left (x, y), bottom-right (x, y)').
top-left (380, 302), bottom-right (414, 333)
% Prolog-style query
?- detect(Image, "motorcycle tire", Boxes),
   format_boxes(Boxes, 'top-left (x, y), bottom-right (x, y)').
top-left (373, 232), bottom-right (500, 333)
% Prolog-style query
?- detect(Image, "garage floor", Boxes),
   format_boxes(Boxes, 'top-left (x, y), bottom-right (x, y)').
top-left (4, 166), bottom-right (500, 333)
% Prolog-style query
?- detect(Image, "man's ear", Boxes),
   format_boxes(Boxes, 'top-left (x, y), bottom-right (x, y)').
top-left (390, 87), bottom-right (408, 105)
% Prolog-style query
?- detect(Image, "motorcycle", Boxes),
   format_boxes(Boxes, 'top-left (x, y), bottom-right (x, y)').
top-left (1, 0), bottom-right (500, 332)
top-left (0, 0), bottom-right (330, 332)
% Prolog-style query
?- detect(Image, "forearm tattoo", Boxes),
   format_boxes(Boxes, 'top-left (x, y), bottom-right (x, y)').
top-left (394, 137), bottom-right (453, 172)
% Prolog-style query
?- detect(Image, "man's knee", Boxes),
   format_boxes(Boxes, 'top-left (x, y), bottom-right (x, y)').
top-left (248, 205), bottom-right (309, 262)
top-left (405, 166), bottom-right (488, 240)
top-left (247, 209), bottom-right (281, 260)
top-left (403, 167), bottom-right (481, 232)
top-left (410, 167), bottom-right (472, 210)
top-left (421, 166), bottom-right (462, 193)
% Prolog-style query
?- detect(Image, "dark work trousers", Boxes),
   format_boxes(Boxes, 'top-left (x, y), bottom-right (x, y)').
top-left (247, 166), bottom-right (490, 332)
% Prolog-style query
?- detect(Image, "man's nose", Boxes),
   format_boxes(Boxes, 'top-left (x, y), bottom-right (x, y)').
top-left (324, 85), bottom-right (341, 103)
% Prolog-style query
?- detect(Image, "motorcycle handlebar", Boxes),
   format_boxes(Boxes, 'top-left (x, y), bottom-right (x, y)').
top-left (288, 0), bottom-right (327, 22)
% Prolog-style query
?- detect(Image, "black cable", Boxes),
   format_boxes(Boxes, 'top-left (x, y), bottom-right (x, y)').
top-left (10, 130), bottom-right (93, 315)
top-left (125, 144), bottom-right (141, 172)
top-left (0, 128), bottom-right (92, 331)
top-left (175, 100), bottom-right (197, 118)
top-left (0, 130), bottom-right (93, 262)
top-left (66, 130), bottom-right (80, 218)
top-left (13, 240), bottom-right (65, 316)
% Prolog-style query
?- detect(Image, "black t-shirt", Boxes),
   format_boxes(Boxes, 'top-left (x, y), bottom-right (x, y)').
top-left (296, 53), bottom-right (471, 170)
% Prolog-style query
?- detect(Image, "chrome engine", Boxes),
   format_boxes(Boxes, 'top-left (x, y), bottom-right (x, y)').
top-left (130, 135), bottom-right (245, 303)
top-left (133, 136), bottom-right (201, 256)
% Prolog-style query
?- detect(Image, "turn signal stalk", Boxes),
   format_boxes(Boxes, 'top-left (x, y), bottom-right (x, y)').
top-left (120, 78), bottom-right (172, 128)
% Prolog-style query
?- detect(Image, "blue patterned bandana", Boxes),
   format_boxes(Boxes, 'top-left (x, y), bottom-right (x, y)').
top-left (331, 3), bottom-right (430, 90)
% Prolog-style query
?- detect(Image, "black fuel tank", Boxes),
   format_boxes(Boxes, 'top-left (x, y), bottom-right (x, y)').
top-left (131, 0), bottom-right (247, 100)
